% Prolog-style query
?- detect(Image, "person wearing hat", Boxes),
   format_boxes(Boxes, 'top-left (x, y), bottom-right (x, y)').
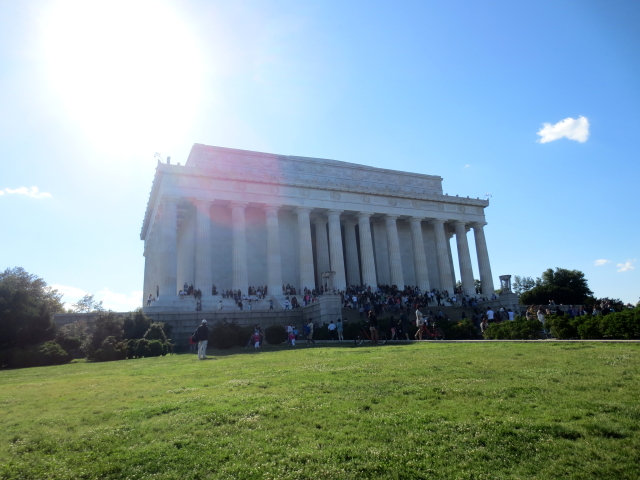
top-left (196, 319), bottom-right (209, 360)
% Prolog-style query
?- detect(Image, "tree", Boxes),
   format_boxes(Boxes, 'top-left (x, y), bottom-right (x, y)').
top-left (87, 311), bottom-right (124, 352)
top-left (71, 294), bottom-right (104, 313)
top-left (123, 309), bottom-right (151, 339)
top-left (520, 268), bottom-right (593, 305)
top-left (0, 267), bottom-right (64, 350)
top-left (512, 276), bottom-right (539, 297)
top-left (143, 323), bottom-right (168, 343)
top-left (540, 268), bottom-right (592, 298)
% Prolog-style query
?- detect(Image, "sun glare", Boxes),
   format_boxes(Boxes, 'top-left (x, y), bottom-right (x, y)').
top-left (41, 0), bottom-right (204, 155)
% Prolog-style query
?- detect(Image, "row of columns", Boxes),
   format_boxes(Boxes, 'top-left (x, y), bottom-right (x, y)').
top-left (146, 197), bottom-right (495, 300)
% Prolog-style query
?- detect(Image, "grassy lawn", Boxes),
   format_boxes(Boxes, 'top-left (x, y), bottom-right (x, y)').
top-left (1, 342), bottom-right (639, 479)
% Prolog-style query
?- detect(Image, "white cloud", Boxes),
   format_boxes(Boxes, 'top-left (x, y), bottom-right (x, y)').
top-left (617, 260), bottom-right (636, 272)
top-left (51, 284), bottom-right (142, 311)
top-left (97, 287), bottom-right (143, 312)
top-left (1, 186), bottom-right (52, 199)
top-left (51, 284), bottom-right (88, 298)
top-left (463, 164), bottom-right (470, 169)
top-left (537, 116), bottom-right (590, 144)
top-left (594, 259), bottom-right (610, 266)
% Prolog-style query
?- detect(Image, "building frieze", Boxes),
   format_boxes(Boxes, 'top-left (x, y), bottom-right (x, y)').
top-left (141, 145), bottom-right (490, 240)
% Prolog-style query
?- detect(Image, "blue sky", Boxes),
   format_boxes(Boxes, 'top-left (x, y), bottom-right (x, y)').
top-left (1, 0), bottom-right (638, 310)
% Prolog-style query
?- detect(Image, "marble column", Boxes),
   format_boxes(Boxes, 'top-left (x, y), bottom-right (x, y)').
top-left (384, 215), bottom-right (404, 289)
top-left (472, 222), bottom-right (495, 296)
top-left (343, 218), bottom-right (361, 287)
top-left (230, 202), bottom-right (248, 295)
top-left (194, 200), bottom-right (213, 292)
top-left (143, 238), bottom-right (152, 304)
top-left (446, 230), bottom-right (457, 288)
top-left (264, 205), bottom-right (283, 297)
top-left (357, 213), bottom-right (377, 287)
top-left (327, 209), bottom-right (347, 291)
top-left (158, 196), bottom-right (178, 298)
top-left (314, 217), bottom-right (330, 287)
top-left (295, 207), bottom-right (316, 291)
top-left (430, 219), bottom-right (454, 294)
top-left (409, 217), bottom-right (430, 292)
top-left (454, 221), bottom-right (476, 297)
top-left (148, 234), bottom-right (158, 298)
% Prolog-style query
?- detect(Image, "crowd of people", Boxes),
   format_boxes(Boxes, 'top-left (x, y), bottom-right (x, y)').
top-left (527, 297), bottom-right (628, 325)
top-left (338, 283), bottom-right (496, 319)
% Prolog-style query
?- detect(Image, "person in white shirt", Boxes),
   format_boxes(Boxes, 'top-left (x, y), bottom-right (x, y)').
top-left (508, 309), bottom-right (515, 321)
top-left (328, 320), bottom-right (337, 340)
top-left (486, 308), bottom-right (494, 322)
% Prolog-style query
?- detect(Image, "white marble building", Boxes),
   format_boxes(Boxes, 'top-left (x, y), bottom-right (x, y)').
top-left (141, 144), bottom-right (495, 310)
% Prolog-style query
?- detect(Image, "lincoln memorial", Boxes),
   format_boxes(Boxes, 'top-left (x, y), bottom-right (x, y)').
top-left (140, 144), bottom-right (495, 311)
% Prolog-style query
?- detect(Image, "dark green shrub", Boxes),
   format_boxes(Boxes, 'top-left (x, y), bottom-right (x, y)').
top-left (450, 319), bottom-right (480, 339)
top-left (37, 341), bottom-right (74, 365)
top-left (5, 341), bottom-right (73, 368)
top-left (599, 308), bottom-right (640, 339)
top-left (147, 340), bottom-right (165, 357)
top-left (89, 336), bottom-right (127, 362)
top-left (123, 309), bottom-right (151, 339)
top-left (314, 324), bottom-right (329, 340)
top-left (209, 320), bottom-right (253, 349)
top-left (546, 314), bottom-right (580, 339)
top-left (484, 316), bottom-right (544, 340)
top-left (135, 338), bottom-right (152, 358)
top-left (126, 339), bottom-right (139, 358)
top-left (343, 321), bottom-right (362, 340)
top-left (144, 323), bottom-right (168, 342)
top-left (577, 317), bottom-right (602, 339)
top-left (57, 320), bottom-right (89, 357)
top-left (57, 336), bottom-right (82, 354)
top-left (265, 324), bottom-right (287, 345)
top-left (88, 311), bottom-right (124, 353)
top-left (6, 348), bottom-right (39, 368)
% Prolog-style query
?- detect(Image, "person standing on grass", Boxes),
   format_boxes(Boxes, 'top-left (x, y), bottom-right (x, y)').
top-left (306, 319), bottom-right (316, 346)
top-left (415, 308), bottom-right (424, 340)
top-left (400, 311), bottom-right (411, 340)
top-left (337, 319), bottom-right (344, 341)
top-left (368, 310), bottom-right (379, 345)
top-left (328, 320), bottom-right (337, 340)
top-left (389, 316), bottom-right (397, 340)
top-left (196, 319), bottom-right (209, 360)
top-left (252, 331), bottom-right (261, 350)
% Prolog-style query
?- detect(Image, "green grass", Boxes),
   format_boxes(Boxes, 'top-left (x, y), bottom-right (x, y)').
top-left (1, 343), bottom-right (639, 479)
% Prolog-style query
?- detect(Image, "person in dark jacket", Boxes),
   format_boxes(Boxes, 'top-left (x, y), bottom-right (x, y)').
top-left (368, 310), bottom-right (379, 345)
top-left (196, 319), bottom-right (209, 360)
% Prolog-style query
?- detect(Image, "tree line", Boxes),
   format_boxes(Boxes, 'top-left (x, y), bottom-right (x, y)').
top-left (0, 267), bottom-right (171, 369)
